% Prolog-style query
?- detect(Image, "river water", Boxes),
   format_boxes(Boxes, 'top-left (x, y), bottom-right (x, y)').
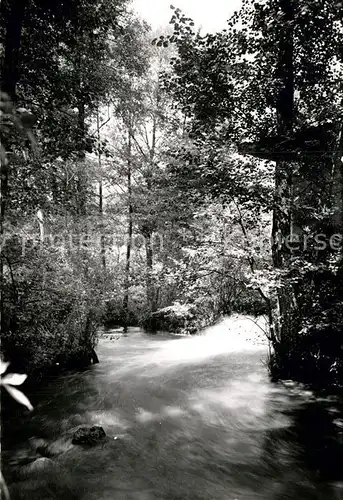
top-left (3, 316), bottom-right (343, 500)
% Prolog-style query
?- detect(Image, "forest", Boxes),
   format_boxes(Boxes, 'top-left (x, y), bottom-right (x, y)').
top-left (1, 0), bottom-right (343, 405)
top-left (2, 1), bottom-right (343, 499)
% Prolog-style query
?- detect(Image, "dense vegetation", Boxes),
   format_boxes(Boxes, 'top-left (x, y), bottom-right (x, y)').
top-left (156, 1), bottom-right (343, 386)
top-left (1, 0), bottom-right (343, 390)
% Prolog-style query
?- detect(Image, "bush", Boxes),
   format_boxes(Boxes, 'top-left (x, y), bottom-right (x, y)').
top-left (141, 300), bottom-right (220, 335)
top-left (232, 287), bottom-right (269, 316)
top-left (1, 243), bottom-right (102, 376)
top-left (103, 299), bottom-right (138, 328)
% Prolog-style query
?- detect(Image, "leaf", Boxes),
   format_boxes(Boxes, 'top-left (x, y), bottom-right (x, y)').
top-left (0, 360), bottom-right (9, 375)
top-left (0, 470), bottom-right (10, 500)
top-left (2, 373), bottom-right (27, 385)
top-left (4, 385), bottom-right (33, 411)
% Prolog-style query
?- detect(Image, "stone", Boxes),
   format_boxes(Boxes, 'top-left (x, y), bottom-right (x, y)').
top-left (71, 425), bottom-right (106, 446)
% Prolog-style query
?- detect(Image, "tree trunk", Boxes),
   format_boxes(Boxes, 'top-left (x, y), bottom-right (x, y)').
top-left (97, 109), bottom-right (106, 269)
top-left (1, 0), bottom-right (27, 99)
top-left (145, 231), bottom-right (156, 313)
top-left (144, 88), bottom-right (158, 314)
top-left (123, 124), bottom-right (133, 332)
top-left (272, 0), bottom-right (296, 346)
top-left (77, 99), bottom-right (87, 216)
top-left (0, 154), bottom-right (9, 340)
top-left (331, 120), bottom-right (343, 241)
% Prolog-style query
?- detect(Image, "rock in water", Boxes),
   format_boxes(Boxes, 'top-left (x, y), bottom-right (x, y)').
top-left (72, 426), bottom-right (106, 445)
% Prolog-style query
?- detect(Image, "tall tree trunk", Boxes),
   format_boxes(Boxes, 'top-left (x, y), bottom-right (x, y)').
top-left (1, 0), bottom-right (27, 99)
top-left (272, 0), bottom-right (295, 345)
top-left (75, 26), bottom-right (89, 277)
top-left (77, 98), bottom-right (89, 281)
top-left (144, 94), bottom-right (158, 313)
top-left (332, 120), bottom-right (343, 241)
top-left (0, 154), bottom-right (9, 340)
top-left (97, 109), bottom-right (106, 269)
top-left (145, 232), bottom-right (156, 313)
top-left (123, 124), bottom-right (133, 331)
top-left (77, 99), bottom-right (87, 216)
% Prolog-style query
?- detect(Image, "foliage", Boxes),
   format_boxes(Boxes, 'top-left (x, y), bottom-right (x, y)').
top-left (142, 300), bottom-right (219, 335)
top-left (156, 0), bottom-right (343, 386)
top-left (0, 0), bottom-right (148, 377)
top-left (2, 237), bottom-right (103, 375)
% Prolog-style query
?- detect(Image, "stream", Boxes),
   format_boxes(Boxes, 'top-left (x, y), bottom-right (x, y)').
top-left (3, 315), bottom-right (343, 500)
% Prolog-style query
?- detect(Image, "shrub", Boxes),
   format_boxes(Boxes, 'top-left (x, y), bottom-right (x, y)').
top-left (1, 243), bottom-right (102, 376)
top-left (141, 300), bottom-right (220, 335)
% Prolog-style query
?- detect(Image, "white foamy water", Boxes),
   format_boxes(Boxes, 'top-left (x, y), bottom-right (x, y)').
top-left (104, 315), bottom-right (269, 381)
top-left (147, 315), bottom-right (269, 366)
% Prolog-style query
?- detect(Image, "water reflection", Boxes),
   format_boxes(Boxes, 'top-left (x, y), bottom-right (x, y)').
top-left (3, 317), bottom-right (343, 500)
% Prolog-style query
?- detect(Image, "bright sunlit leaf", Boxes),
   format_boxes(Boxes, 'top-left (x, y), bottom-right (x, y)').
top-left (0, 360), bottom-right (9, 375)
top-left (1, 373), bottom-right (27, 386)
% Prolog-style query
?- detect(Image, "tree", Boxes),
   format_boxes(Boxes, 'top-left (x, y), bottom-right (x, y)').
top-left (158, 1), bottom-right (343, 385)
top-left (0, 0), bottom-right (149, 373)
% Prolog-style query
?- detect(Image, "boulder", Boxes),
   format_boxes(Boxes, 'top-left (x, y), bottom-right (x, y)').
top-left (72, 425), bottom-right (106, 446)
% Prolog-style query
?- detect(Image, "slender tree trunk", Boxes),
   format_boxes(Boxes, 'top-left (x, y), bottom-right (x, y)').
top-left (145, 232), bottom-right (156, 313)
top-left (74, 26), bottom-right (89, 277)
top-left (0, 154), bottom-right (9, 340)
top-left (144, 95), bottom-right (158, 313)
top-left (76, 98), bottom-right (90, 281)
top-left (36, 209), bottom-right (44, 244)
top-left (123, 125), bottom-right (133, 331)
top-left (75, 7), bottom-right (87, 217)
top-left (77, 99), bottom-right (87, 216)
top-left (97, 109), bottom-right (106, 269)
top-left (332, 119), bottom-right (343, 241)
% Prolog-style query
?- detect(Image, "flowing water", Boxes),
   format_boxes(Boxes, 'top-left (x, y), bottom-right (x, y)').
top-left (3, 316), bottom-right (343, 500)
